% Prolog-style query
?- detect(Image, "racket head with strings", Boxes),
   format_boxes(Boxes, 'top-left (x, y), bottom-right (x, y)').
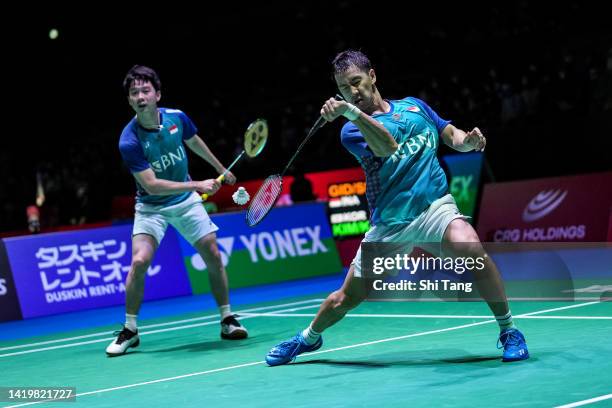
top-left (244, 118), bottom-right (268, 158)
top-left (244, 95), bottom-right (341, 225)
top-left (246, 174), bottom-right (283, 227)
top-left (202, 118), bottom-right (268, 202)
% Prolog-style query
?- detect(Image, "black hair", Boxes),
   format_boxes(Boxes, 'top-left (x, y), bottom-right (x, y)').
top-left (332, 49), bottom-right (372, 75)
top-left (123, 65), bottom-right (161, 94)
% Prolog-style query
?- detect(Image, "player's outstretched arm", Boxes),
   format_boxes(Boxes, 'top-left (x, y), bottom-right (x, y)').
top-left (441, 124), bottom-right (486, 152)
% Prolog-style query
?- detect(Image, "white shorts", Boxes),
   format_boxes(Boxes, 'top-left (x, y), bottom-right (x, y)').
top-left (133, 192), bottom-right (219, 245)
top-left (352, 194), bottom-right (468, 277)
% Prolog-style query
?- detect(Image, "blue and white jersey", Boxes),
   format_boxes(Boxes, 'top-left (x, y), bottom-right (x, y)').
top-left (119, 108), bottom-right (197, 206)
top-left (341, 97), bottom-right (450, 226)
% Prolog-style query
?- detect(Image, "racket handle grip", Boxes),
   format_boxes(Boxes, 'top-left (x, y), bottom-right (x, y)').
top-left (201, 174), bottom-right (226, 201)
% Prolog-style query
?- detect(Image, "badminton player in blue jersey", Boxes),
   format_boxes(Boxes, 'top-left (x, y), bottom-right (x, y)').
top-left (106, 65), bottom-right (248, 356)
top-left (266, 50), bottom-right (528, 365)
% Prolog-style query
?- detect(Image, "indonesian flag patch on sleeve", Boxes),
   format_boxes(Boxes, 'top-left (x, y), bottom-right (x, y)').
top-left (407, 106), bottom-right (420, 112)
top-left (169, 124), bottom-right (179, 134)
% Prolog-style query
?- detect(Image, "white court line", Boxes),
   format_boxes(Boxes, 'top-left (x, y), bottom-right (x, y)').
top-left (517, 301), bottom-right (601, 316)
top-left (508, 297), bottom-right (603, 301)
top-left (521, 316), bottom-right (612, 320)
top-left (0, 304), bottom-right (322, 358)
top-left (554, 393), bottom-right (612, 407)
top-left (243, 313), bottom-right (612, 320)
top-left (3, 361), bottom-right (266, 408)
top-left (2, 301), bottom-right (603, 408)
top-left (1, 301), bottom-right (601, 358)
top-left (307, 320), bottom-right (496, 358)
top-left (291, 302), bottom-right (606, 357)
top-left (242, 313), bottom-right (495, 318)
top-left (369, 297), bottom-right (603, 302)
top-left (242, 300), bottom-right (605, 320)
top-left (0, 298), bottom-right (325, 352)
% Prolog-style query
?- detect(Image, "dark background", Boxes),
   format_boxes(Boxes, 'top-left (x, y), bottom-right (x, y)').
top-left (3, 1), bottom-right (611, 232)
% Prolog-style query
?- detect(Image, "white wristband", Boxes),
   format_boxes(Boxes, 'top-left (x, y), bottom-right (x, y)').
top-left (342, 104), bottom-right (361, 121)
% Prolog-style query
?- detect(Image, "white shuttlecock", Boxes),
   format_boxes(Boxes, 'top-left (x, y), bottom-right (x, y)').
top-left (232, 186), bottom-right (250, 205)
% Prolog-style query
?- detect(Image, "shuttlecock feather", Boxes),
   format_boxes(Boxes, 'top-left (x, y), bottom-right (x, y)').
top-left (232, 186), bottom-right (250, 205)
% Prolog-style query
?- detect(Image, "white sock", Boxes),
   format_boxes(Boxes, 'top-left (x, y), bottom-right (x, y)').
top-left (301, 325), bottom-right (321, 345)
top-left (496, 311), bottom-right (515, 331)
top-left (219, 304), bottom-right (232, 320)
top-left (125, 314), bottom-right (138, 332)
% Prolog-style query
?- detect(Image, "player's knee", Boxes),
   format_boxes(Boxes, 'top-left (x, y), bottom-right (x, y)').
top-left (461, 230), bottom-right (481, 244)
top-left (205, 244), bottom-right (222, 260)
top-left (327, 290), bottom-right (342, 306)
top-left (201, 246), bottom-right (223, 269)
top-left (195, 235), bottom-right (220, 258)
top-left (445, 221), bottom-right (485, 258)
top-left (131, 254), bottom-right (151, 273)
top-left (446, 219), bottom-right (480, 243)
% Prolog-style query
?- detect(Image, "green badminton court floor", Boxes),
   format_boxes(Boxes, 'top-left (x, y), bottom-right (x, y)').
top-left (1, 294), bottom-right (611, 407)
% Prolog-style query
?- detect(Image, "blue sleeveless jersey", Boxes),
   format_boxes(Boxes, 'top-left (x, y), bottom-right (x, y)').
top-left (341, 97), bottom-right (450, 226)
top-left (119, 108), bottom-right (197, 206)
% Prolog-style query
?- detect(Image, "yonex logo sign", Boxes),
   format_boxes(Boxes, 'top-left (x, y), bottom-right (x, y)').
top-left (189, 227), bottom-right (327, 269)
top-left (522, 189), bottom-right (568, 222)
top-left (241, 226), bottom-right (327, 263)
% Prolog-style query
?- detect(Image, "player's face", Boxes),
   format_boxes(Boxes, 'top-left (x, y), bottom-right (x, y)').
top-left (335, 66), bottom-right (377, 112)
top-left (127, 79), bottom-right (160, 114)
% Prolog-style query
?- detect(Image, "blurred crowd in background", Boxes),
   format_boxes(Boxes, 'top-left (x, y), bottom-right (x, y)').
top-left (2, 1), bottom-right (611, 233)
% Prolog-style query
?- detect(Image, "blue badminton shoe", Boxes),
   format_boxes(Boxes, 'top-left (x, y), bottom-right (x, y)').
top-left (265, 333), bottom-right (323, 366)
top-left (497, 328), bottom-right (529, 362)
